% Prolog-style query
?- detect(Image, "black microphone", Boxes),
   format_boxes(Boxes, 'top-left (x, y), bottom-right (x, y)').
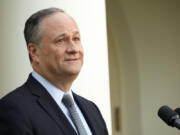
top-left (158, 105), bottom-right (180, 129)
top-left (175, 108), bottom-right (180, 115)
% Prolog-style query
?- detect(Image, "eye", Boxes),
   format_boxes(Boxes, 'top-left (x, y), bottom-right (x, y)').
top-left (73, 37), bottom-right (80, 41)
top-left (57, 39), bottom-right (64, 43)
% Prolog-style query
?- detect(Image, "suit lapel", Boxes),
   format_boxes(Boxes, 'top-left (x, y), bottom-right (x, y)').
top-left (25, 74), bottom-right (77, 135)
top-left (73, 93), bottom-right (101, 135)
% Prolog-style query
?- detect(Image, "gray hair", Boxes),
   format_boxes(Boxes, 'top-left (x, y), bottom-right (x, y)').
top-left (24, 7), bottom-right (64, 61)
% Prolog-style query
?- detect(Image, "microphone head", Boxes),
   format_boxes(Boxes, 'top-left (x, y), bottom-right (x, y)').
top-left (175, 108), bottom-right (180, 115)
top-left (158, 105), bottom-right (178, 126)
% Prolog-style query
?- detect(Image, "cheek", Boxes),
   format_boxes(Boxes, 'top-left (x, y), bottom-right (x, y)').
top-left (79, 46), bottom-right (84, 57)
top-left (54, 49), bottom-right (65, 61)
top-left (39, 48), bottom-right (57, 64)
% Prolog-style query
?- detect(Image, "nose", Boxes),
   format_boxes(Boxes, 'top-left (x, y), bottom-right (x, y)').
top-left (66, 40), bottom-right (79, 54)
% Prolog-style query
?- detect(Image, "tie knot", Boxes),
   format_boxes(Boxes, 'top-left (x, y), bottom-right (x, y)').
top-left (62, 94), bottom-right (74, 108)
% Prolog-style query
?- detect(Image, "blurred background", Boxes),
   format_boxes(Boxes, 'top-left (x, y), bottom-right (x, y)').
top-left (106, 0), bottom-right (180, 135)
top-left (0, 0), bottom-right (180, 135)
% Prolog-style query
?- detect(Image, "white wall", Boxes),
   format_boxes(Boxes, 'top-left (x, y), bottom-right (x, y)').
top-left (0, 0), bottom-right (112, 133)
top-left (107, 0), bottom-right (180, 135)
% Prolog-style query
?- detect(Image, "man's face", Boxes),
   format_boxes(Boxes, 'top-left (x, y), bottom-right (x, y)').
top-left (32, 12), bottom-right (84, 79)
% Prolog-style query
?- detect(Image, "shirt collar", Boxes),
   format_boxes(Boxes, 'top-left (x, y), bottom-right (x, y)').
top-left (32, 71), bottom-right (75, 103)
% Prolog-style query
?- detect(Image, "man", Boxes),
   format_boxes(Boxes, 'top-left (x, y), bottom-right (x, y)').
top-left (0, 8), bottom-right (108, 135)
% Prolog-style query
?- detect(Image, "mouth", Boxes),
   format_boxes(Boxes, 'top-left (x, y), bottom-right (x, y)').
top-left (64, 58), bottom-right (79, 62)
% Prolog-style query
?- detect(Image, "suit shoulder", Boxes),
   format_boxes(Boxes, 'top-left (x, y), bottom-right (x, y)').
top-left (0, 83), bottom-right (31, 104)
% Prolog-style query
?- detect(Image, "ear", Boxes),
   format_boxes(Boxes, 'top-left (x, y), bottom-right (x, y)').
top-left (27, 43), bottom-right (40, 63)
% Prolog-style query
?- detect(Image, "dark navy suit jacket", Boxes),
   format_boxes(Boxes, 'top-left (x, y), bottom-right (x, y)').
top-left (0, 74), bottom-right (108, 135)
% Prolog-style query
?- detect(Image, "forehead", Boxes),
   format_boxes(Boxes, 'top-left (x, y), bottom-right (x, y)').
top-left (41, 12), bottom-right (79, 34)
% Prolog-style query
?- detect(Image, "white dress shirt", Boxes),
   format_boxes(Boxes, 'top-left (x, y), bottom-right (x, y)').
top-left (32, 71), bottom-right (92, 135)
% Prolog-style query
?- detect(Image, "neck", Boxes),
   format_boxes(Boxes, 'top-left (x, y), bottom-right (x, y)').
top-left (50, 77), bottom-right (74, 92)
top-left (33, 66), bottom-right (77, 92)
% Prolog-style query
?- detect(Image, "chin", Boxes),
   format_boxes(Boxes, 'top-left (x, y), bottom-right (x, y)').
top-left (64, 68), bottom-right (81, 76)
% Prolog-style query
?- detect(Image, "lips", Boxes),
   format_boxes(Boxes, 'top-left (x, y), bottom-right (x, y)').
top-left (64, 58), bottom-right (79, 61)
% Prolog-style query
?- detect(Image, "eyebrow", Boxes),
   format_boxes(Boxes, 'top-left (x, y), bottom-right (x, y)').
top-left (55, 31), bottom-right (80, 39)
top-left (73, 31), bottom-right (80, 35)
